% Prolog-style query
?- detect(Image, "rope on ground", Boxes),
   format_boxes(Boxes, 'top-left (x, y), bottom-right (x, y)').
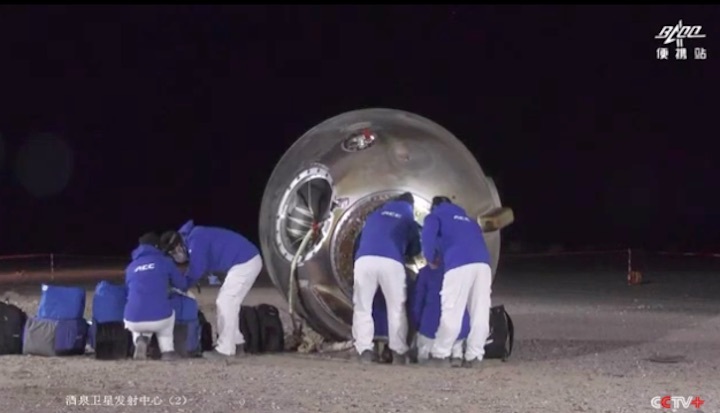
top-left (285, 227), bottom-right (354, 354)
top-left (289, 327), bottom-right (353, 354)
top-left (288, 229), bottom-right (315, 338)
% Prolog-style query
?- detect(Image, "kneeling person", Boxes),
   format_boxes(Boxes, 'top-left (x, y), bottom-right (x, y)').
top-left (124, 232), bottom-right (189, 361)
top-left (412, 262), bottom-right (471, 367)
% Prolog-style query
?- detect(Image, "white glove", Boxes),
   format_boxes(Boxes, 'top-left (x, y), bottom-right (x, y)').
top-left (170, 287), bottom-right (196, 300)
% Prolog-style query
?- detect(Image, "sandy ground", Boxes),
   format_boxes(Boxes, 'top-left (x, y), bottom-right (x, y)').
top-left (0, 253), bottom-right (719, 413)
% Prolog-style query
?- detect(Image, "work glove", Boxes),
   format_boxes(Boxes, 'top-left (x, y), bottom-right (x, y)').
top-left (170, 287), bottom-right (196, 300)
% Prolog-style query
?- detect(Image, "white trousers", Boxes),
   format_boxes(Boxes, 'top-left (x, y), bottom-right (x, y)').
top-left (431, 262), bottom-right (492, 361)
top-left (417, 333), bottom-right (464, 360)
top-left (215, 254), bottom-right (263, 356)
top-left (124, 312), bottom-right (176, 353)
top-left (352, 256), bottom-right (409, 355)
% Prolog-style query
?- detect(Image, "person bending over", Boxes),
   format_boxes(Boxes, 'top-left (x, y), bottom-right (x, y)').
top-left (412, 260), bottom-right (470, 367)
top-left (422, 196), bottom-right (492, 368)
top-left (124, 232), bottom-right (188, 361)
top-left (161, 219), bottom-right (262, 359)
top-left (352, 192), bottom-right (421, 365)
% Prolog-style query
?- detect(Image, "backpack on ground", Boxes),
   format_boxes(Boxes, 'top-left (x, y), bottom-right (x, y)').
top-left (93, 321), bottom-right (133, 360)
top-left (0, 301), bottom-right (28, 355)
top-left (23, 318), bottom-right (88, 357)
top-left (26, 284), bottom-right (88, 357)
top-left (90, 281), bottom-right (131, 360)
top-left (483, 305), bottom-right (514, 361)
top-left (256, 304), bottom-right (284, 353)
top-left (37, 284), bottom-right (86, 320)
top-left (92, 281), bottom-right (127, 323)
top-left (239, 305), bottom-right (261, 354)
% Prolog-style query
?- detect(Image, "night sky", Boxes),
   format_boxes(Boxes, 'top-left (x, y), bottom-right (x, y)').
top-left (0, 5), bottom-right (718, 256)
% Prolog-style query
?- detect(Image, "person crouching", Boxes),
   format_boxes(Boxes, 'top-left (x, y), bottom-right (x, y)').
top-left (412, 261), bottom-right (471, 367)
top-left (123, 232), bottom-right (189, 361)
top-left (352, 192), bottom-right (421, 365)
top-left (161, 219), bottom-right (263, 359)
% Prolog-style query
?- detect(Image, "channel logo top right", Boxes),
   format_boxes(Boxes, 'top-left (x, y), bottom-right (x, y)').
top-left (655, 20), bottom-right (708, 61)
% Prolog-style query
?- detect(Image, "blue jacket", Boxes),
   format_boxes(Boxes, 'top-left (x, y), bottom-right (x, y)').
top-left (421, 203), bottom-right (490, 272)
top-left (179, 220), bottom-right (260, 285)
top-left (355, 200), bottom-right (421, 263)
top-left (411, 265), bottom-right (470, 339)
top-left (124, 244), bottom-right (188, 323)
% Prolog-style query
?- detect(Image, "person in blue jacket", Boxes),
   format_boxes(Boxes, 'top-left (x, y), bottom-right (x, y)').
top-left (352, 192), bottom-right (421, 365)
top-left (412, 261), bottom-right (471, 367)
top-left (124, 232), bottom-right (188, 361)
top-left (422, 196), bottom-right (492, 368)
top-left (161, 220), bottom-right (263, 359)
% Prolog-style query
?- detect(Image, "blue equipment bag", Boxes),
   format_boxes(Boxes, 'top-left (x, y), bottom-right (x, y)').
top-left (37, 284), bottom-right (86, 320)
top-left (92, 281), bottom-right (127, 324)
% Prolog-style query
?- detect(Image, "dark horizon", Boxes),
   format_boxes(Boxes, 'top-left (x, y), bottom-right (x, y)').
top-left (0, 5), bottom-right (718, 257)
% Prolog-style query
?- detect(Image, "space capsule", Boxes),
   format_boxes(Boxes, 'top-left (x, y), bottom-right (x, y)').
top-left (258, 108), bottom-right (514, 341)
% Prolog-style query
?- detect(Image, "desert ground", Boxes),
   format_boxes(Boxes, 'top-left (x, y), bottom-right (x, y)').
top-left (0, 252), bottom-right (718, 413)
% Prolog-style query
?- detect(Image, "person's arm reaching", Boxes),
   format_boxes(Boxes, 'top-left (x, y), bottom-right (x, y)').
top-left (421, 215), bottom-right (440, 265)
top-left (405, 221), bottom-right (422, 259)
top-left (184, 239), bottom-right (209, 287)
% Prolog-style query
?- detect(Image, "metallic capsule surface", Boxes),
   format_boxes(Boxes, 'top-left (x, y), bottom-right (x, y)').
top-left (258, 108), bottom-right (509, 341)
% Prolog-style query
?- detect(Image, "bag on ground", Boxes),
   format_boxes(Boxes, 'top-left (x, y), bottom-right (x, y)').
top-left (93, 321), bottom-right (133, 360)
top-left (256, 304), bottom-right (284, 353)
top-left (92, 281), bottom-right (127, 324)
top-left (0, 302), bottom-right (28, 355)
top-left (198, 310), bottom-right (213, 352)
top-left (239, 305), bottom-right (261, 354)
top-left (483, 305), bottom-right (514, 361)
top-left (37, 284), bottom-right (86, 320)
top-left (89, 281), bottom-right (130, 359)
top-left (23, 317), bottom-right (88, 357)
